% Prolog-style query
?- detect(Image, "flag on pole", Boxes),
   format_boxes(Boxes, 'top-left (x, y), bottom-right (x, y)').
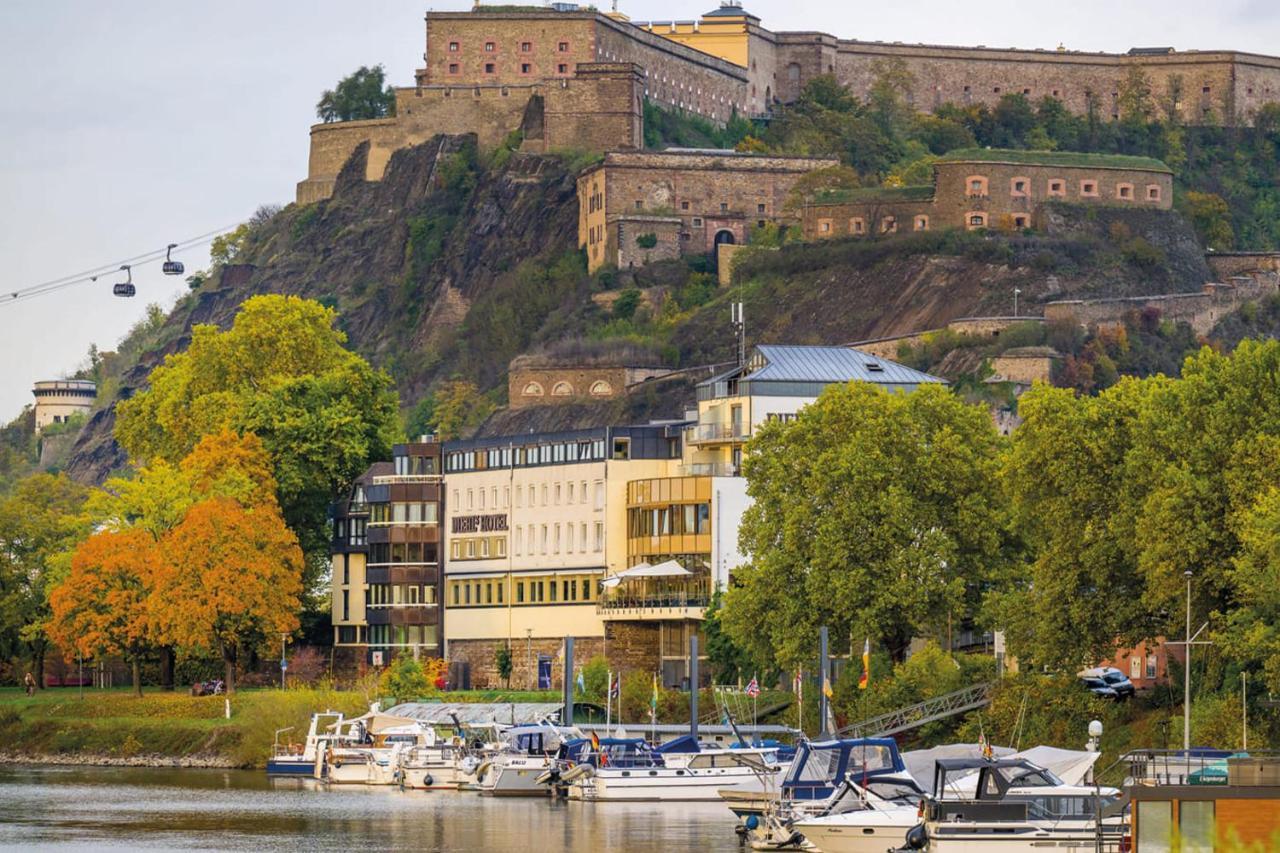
top-left (795, 669), bottom-right (803, 702)
top-left (650, 672), bottom-right (660, 712)
top-left (858, 638), bottom-right (871, 690)
top-left (745, 676), bottom-right (760, 698)
top-left (609, 672), bottom-right (620, 700)
top-left (822, 673), bottom-right (833, 699)
top-left (576, 668), bottom-right (585, 694)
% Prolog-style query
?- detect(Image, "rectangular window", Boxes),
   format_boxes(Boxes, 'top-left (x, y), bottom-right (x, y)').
top-left (514, 527), bottom-right (522, 554)
top-left (581, 481), bottom-right (588, 502)
top-left (558, 41), bottom-right (569, 51)
top-left (549, 580), bottom-right (557, 602)
top-left (516, 582), bottom-right (525, 603)
top-left (555, 483), bottom-right (561, 504)
top-left (582, 579), bottom-right (591, 600)
top-left (1136, 801), bottom-right (1172, 853)
top-left (1146, 654), bottom-right (1157, 679)
top-left (484, 63), bottom-right (495, 74)
top-left (497, 581), bottom-right (504, 603)
top-left (479, 489), bottom-right (485, 510)
top-left (521, 63), bottom-right (531, 74)
top-left (581, 522), bottom-right (587, 546)
top-left (594, 522), bottom-right (603, 552)
top-left (448, 63), bottom-right (460, 75)
top-left (557, 63), bottom-right (567, 74)
top-left (485, 583), bottom-right (492, 604)
top-left (594, 481), bottom-right (604, 509)
top-left (480, 539), bottom-right (490, 558)
top-left (563, 580), bottom-right (571, 601)
top-left (496, 538), bottom-right (506, 557)
top-left (554, 523), bottom-right (561, 553)
top-left (451, 541), bottom-right (461, 560)
top-left (1130, 656), bottom-right (1142, 679)
top-left (449, 41), bottom-right (459, 52)
top-left (692, 217), bottom-right (703, 227)
top-left (541, 525), bottom-right (548, 554)
top-left (567, 525), bottom-right (574, 553)
top-left (484, 41), bottom-right (495, 52)
top-left (342, 590), bottom-right (349, 621)
top-left (568, 482), bottom-right (575, 503)
top-left (521, 41), bottom-right (531, 52)
top-left (464, 583), bottom-right (471, 605)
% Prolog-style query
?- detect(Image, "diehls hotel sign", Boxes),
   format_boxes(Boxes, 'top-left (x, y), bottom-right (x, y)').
top-left (451, 514), bottom-right (509, 534)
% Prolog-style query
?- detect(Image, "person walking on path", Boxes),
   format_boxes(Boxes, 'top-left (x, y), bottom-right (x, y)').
top-left (24, 672), bottom-right (36, 696)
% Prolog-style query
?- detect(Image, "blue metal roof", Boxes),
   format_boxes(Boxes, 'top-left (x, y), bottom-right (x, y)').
top-left (698, 345), bottom-right (945, 391)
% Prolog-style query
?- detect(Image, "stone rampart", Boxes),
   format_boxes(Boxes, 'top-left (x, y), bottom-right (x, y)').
top-left (1044, 278), bottom-right (1278, 335)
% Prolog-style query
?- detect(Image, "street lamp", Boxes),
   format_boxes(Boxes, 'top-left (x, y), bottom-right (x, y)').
top-left (1013, 287), bottom-right (1021, 318)
top-left (1184, 570), bottom-right (1192, 752)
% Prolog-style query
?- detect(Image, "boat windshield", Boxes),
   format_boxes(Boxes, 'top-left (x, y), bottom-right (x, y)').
top-left (864, 779), bottom-right (925, 804)
top-left (999, 766), bottom-right (1064, 788)
top-left (1019, 794), bottom-right (1116, 819)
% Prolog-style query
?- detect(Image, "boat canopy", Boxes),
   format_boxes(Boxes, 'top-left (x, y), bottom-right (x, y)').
top-left (654, 734), bottom-right (701, 754)
top-left (784, 738), bottom-right (904, 801)
top-left (1009, 746), bottom-right (1102, 787)
top-left (600, 559), bottom-right (691, 588)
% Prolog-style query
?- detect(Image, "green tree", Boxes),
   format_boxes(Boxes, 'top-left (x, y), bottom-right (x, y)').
top-left (724, 383), bottom-right (1008, 669)
top-left (1180, 191), bottom-right (1235, 250)
top-left (430, 379), bottom-right (494, 440)
top-left (0, 474), bottom-right (91, 686)
top-left (380, 652), bottom-right (432, 703)
top-left (317, 65), bottom-right (396, 123)
top-left (209, 224), bottom-right (250, 266)
top-left (114, 295), bottom-right (400, 592)
top-left (495, 643), bottom-right (514, 689)
top-left (703, 590), bottom-right (756, 684)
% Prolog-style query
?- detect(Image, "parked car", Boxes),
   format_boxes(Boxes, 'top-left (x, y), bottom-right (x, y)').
top-left (1080, 676), bottom-right (1120, 701)
top-left (1078, 666), bottom-right (1136, 700)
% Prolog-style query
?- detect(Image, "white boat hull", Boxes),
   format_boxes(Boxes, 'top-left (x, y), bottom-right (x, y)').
top-left (485, 759), bottom-right (556, 796)
top-left (793, 813), bottom-right (916, 853)
top-left (571, 766), bottom-right (781, 802)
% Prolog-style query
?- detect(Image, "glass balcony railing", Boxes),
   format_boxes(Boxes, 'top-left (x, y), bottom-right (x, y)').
top-left (680, 462), bottom-right (739, 477)
top-left (686, 422), bottom-right (749, 444)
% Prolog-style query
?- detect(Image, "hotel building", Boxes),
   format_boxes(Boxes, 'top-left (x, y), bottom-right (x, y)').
top-left (440, 424), bottom-right (684, 689)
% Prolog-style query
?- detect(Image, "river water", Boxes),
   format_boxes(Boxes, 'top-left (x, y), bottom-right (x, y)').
top-left (0, 765), bottom-right (744, 851)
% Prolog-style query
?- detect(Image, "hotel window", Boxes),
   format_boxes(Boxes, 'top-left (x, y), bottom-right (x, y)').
top-left (1147, 185), bottom-right (1162, 202)
top-left (541, 484), bottom-right (548, 505)
top-left (464, 584), bottom-right (471, 605)
top-left (541, 525), bottom-right (548, 554)
top-left (448, 41), bottom-right (459, 52)
top-left (564, 580), bottom-right (573, 601)
top-left (914, 215), bottom-right (929, 231)
top-left (594, 522), bottom-right (604, 552)
top-left (515, 485), bottom-right (523, 506)
top-left (1080, 180), bottom-right (1098, 197)
top-left (582, 579), bottom-right (591, 600)
top-left (484, 41), bottom-right (495, 52)
top-left (342, 590), bottom-right (349, 621)
top-left (496, 582), bottom-right (504, 603)
top-left (467, 489), bottom-right (474, 509)
top-left (1048, 179), bottom-right (1065, 197)
top-left (1117, 183), bottom-right (1134, 200)
top-left (479, 489), bottom-right (485, 510)
top-left (580, 522), bottom-right (588, 546)
top-left (554, 524), bottom-right (561, 553)
top-left (567, 525), bottom-right (575, 553)
top-left (581, 480), bottom-right (588, 502)
top-left (594, 481), bottom-right (605, 509)
top-left (465, 540), bottom-right (476, 558)
top-left (451, 541), bottom-right (461, 560)
top-left (517, 582), bottom-right (525, 603)
top-left (496, 538), bottom-right (506, 557)
top-left (555, 483), bottom-right (562, 505)
top-left (1010, 177), bottom-right (1029, 197)
top-left (549, 581), bottom-right (557, 602)
top-left (484, 583), bottom-right (492, 604)
top-left (503, 486), bottom-right (510, 507)
top-left (453, 584), bottom-right (460, 605)
top-left (480, 539), bottom-right (490, 558)
top-left (567, 482), bottom-right (575, 503)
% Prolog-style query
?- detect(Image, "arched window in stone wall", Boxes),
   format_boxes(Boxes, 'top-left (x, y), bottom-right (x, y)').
top-left (589, 380), bottom-right (613, 397)
top-left (551, 381), bottom-right (574, 396)
top-left (523, 382), bottom-right (544, 397)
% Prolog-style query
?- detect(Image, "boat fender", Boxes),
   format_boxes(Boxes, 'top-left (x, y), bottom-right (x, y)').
top-left (744, 815), bottom-right (759, 831)
top-left (904, 823), bottom-right (927, 850)
top-left (475, 761), bottom-right (492, 782)
top-left (534, 769), bottom-right (556, 786)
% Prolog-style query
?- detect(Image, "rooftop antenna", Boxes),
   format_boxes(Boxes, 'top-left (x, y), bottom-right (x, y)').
top-left (730, 301), bottom-right (745, 366)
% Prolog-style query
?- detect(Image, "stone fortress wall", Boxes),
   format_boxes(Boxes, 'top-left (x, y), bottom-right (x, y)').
top-left (297, 4), bottom-right (1280, 204)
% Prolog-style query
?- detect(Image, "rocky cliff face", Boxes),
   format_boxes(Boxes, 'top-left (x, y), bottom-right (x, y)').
top-left (63, 134), bottom-right (1220, 484)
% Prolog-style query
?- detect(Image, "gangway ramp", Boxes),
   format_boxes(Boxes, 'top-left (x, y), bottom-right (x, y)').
top-left (835, 681), bottom-right (995, 739)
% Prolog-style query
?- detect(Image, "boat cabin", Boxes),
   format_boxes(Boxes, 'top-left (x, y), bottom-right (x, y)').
top-left (784, 738), bottom-right (905, 801)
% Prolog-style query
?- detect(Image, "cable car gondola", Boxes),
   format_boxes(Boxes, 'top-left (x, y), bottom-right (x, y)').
top-left (162, 243), bottom-right (184, 276)
top-left (113, 265), bottom-right (136, 297)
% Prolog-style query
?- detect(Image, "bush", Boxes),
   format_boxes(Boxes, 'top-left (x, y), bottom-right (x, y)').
top-left (1122, 237), bottom-right (1165, 269)
top-left (582, 655), bottom-right (609, 705)
top-left (635, 233), bottom-right (658, 249)
top-left (379, 654), bottom-right (431, 704)
top-left (613, 287), bottom-right (642, 320)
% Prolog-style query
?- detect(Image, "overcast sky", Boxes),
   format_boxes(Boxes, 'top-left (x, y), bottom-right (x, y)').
top-left (1, 0), bottom-right (1275, 420)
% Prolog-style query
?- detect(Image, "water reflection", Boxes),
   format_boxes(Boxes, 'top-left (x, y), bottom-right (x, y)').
top-left (0, 766), bottom-right (742, 851)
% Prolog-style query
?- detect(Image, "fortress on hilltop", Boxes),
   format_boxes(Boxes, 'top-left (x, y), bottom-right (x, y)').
top-left (297, 2), bottom-right (1280, 203)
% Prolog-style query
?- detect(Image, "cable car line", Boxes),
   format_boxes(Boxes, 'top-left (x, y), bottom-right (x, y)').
top-left (0, 223), bottom-right (241, 307)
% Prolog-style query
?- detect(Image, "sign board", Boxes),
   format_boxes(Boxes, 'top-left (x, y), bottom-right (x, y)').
top-left (451, 514), bottom-right (509, 534)
top-left (993, 631), bottom-right (1006, 655)
top-left (280, 661), bottom-right (288, 671)
top-left (371, 651), bottom-right (384, 667)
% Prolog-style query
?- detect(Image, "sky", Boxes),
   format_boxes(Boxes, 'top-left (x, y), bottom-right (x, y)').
top-left (1, 0), bottom-right (1276, 420)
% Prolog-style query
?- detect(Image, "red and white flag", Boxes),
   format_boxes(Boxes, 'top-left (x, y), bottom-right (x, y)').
top-left (745, 677), bottom-right (760, 698)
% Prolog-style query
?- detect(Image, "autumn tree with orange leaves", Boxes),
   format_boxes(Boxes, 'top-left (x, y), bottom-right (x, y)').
top-left (48, 529), bottom-right (158, 696)
top-left (153, 497), bottom-right (303, 694)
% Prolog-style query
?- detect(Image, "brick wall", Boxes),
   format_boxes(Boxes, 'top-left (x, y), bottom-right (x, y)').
top-left (1044, 278), bottom-right (1277, 335)
top-left (1206, 252), bottom-right (1280, 280)
top-left (615, 216), bottom-right (682, 270)
top-left (605, 621), bottom-right (660, 675)
top-left (509, 366), bottom-right (628, 409)
top-left (448, 636), bottom-right (604, 690)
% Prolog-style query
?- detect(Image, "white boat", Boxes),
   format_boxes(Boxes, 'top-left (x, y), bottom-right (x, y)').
top-left (318, 710), bottom-right (436, 785)
top-left (266, 711), bottom-right (345, 777)
top-left (478, 724), bottom-right (578, 796)
top-left (568, 739), bottom-right (786, 802)
top-left (902, 757), bottom-right (1127, 853)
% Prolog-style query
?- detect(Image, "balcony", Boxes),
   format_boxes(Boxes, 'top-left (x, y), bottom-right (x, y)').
top-left (680, 462), bottom-right (739, 477)
top-left (686, 422), bottom-right (749, 445)
top-left (372, 474), bottom-right (441, 485)
top-left (599, 589), bottom-right (710, 622)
